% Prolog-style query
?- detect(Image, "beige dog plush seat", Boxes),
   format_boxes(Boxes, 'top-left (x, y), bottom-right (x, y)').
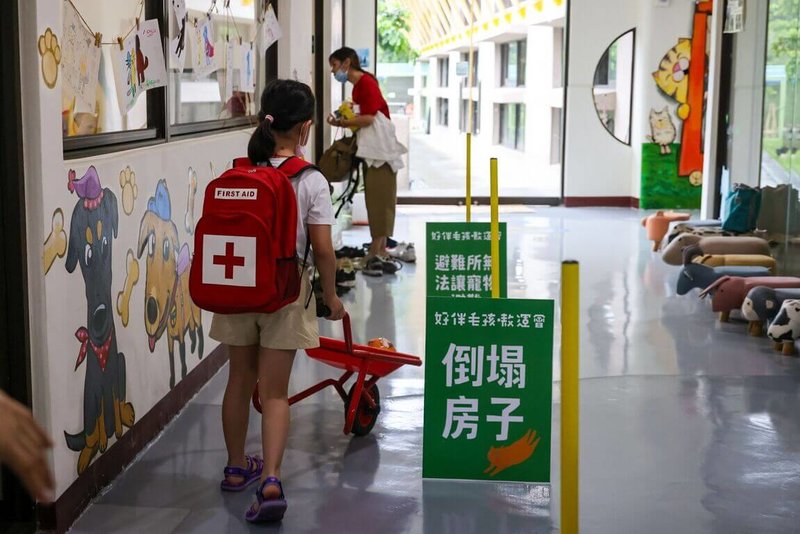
top-left (691, 253), bottom-right (777, 274)
top-left (662, 234), bottom-right (771, 266)
top-left (642, 211), bottom-right (691, 251)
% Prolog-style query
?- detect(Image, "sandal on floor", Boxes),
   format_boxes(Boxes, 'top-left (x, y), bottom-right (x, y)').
top-left (245, 477), bottom-right (287, 523)
top-left (220, 455), bottom-right (263, 492)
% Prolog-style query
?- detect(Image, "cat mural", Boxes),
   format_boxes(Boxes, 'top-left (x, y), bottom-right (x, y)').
top-left (649, 107), bottom-right (677, 155)
top-left (653, 38), bottom-right (692, 122)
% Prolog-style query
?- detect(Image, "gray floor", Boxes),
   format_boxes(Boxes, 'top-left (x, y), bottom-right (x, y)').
top-left (70, 207), bottom-right (800, 533)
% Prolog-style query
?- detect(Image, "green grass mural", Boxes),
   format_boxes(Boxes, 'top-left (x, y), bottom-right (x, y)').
top-left (640, 143), bottom-right (702, 209)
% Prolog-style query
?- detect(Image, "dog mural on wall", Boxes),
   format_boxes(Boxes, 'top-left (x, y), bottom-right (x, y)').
top-left (138, 179), bottom-right (204, 389)
top-left (63, 166), bottom-right (136, 475)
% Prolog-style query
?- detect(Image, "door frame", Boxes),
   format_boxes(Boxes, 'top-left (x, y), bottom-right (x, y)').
top-left (0, 0), bottom-right (35, 528)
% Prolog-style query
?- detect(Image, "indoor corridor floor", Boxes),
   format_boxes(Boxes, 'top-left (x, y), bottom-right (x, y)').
top-left (69, 207), bottom-right (800, 534)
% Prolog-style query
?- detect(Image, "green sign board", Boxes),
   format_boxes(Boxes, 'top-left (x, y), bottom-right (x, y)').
top-left (426, 222), bottom-right (507, 299)
top-left (423, 296), bottom-right (554, 483)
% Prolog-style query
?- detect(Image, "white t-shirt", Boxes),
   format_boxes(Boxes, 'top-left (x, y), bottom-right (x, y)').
top-left (269, 157), bottom-right (335, 264)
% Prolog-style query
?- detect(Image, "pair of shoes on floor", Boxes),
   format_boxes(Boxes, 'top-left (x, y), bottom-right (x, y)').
top-left (362, 237), bottom-right (399, 250)
top-left (362, 256), bottom-right (402, 277)
top-left (220, 458), bottom-right (287, 523)
top-left (336, 258), bottom-right (356, 288)
top-left (387, 242), bottom-right (416, 263)
top-left (335, 245), bottom-right (365, 259)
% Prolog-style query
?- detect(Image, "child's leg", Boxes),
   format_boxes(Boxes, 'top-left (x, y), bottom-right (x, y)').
top-left (368, 236), bottom-right (387, 258)
top-left (257, 347), bottom-right (296, 497)
top-left (222, 344), bottom-right (259, 483)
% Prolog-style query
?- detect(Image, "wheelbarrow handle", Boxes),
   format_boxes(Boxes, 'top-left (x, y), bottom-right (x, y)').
top-left (343, 312), bottom-right (353, 353)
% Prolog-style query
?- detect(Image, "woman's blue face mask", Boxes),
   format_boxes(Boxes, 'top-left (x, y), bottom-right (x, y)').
top-left (334, 69), bottom-right (348, 83)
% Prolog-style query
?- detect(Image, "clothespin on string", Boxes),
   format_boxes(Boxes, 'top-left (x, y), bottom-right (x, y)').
top-left (94, 32), bottom-right (102, 47)
top-left (117, 37), bottom-right (124, 50)
top-left (135, 17), bottom-right (140, 31)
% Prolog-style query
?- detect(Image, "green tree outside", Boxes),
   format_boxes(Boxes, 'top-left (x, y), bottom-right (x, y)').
top-left (377, 0), bottom-right (419, 64)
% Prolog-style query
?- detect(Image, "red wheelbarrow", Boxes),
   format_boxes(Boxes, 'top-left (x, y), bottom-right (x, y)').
top-left (252, 314), bottom-right (422, 436)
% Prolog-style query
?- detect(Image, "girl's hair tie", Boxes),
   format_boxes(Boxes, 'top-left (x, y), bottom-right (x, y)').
top-left (264, 114), bottom-right (274, 124)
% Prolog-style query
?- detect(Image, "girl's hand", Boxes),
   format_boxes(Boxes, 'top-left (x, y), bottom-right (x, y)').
top-left (0, 390), bottom-right (54, 502)
top-left (326, 114), bottom-right (340, 127)
top-left (323, 294), bottom-right (345, 321)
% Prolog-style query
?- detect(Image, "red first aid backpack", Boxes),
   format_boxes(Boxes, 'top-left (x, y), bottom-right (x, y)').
top-left (189, 156), bottom-right (316, 314)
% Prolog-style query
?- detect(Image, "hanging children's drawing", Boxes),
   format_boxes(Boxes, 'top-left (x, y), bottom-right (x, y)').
top-left (240, 42), bottom-right (255, 94)
top-left (62, 0), bottom-right (101, 113)
top-left (170, 0), bottom-right (188, 72)
top-left (111, 19), bottom-right (168, 114)
top-left (260, 4), bottom-right (282, 52)
top-left (224, 41), bottom-right (235, 102)
top-left (189, 17), bottom-right (219, 79)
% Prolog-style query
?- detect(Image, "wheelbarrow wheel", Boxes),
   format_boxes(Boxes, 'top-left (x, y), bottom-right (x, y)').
top-left (346, 384), bottom-right (381, 437)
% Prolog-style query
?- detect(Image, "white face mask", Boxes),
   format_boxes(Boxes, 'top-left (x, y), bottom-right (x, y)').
top-left (296, 122), bottom-right (310, 158)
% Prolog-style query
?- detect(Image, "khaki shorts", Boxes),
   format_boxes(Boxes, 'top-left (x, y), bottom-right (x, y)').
top-left (209, 275), bottom-right (319, 350)
top-left (364, 163), bottom-right (397, 238)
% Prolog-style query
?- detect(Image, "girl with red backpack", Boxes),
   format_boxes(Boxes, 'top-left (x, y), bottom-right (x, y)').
top-left (208, 80), bottom-right (345, 523)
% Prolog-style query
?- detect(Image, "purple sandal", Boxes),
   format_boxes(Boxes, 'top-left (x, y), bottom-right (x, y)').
top-left (220, 456), bottom-right (263, 492)
top-left (245, 477), bottom-right (287, 523)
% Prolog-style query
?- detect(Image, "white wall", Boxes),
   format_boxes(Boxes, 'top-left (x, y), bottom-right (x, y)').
top-left (19, 0), bottom-right (275, 498)
top-left (343, 0), bottom-right (375, 103)
top-left (277, 0), bottom-right (316, 161)
top-left (564, 0), bottom-right (638, 199)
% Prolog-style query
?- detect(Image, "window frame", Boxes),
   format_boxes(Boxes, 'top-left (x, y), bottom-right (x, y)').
top-left (437, 97), bottom-right (449, 126)
top-left (500, 39), bottom-right (526, 88)
top-left (63, 0), bottom-right (271, 160)
top-left (438, 56), bottom-right (450, 87)
top-left (498, 103), bottom-right (525, 151)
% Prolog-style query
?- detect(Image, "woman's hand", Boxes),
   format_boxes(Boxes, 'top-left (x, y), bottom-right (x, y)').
top-left (326, 114), bottom-right (341, 127)
top-left (323, 293), bottom-right (345, 321)
top-left (0, 389), bottom-right (54, 502)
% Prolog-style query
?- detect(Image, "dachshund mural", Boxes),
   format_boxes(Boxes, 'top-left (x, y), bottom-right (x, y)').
top-left (138, 179), bottom-right (203, 389)
top-left (63, 166), bottom-right (136, 475)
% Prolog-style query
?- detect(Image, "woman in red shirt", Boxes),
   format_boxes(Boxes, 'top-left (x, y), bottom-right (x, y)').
top-left (327, 47), bottom-right (399, 277)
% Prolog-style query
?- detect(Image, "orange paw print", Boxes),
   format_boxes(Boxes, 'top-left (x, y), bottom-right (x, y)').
top-left (484, 429), bottom-right (540, 477)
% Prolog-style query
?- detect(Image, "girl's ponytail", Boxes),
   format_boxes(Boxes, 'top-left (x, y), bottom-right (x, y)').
top-left (248, 114), bottom-right (276, 164)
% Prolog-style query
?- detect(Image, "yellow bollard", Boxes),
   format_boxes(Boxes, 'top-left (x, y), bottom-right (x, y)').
top-left (490, 158), bottom-right (500, 299)
top-left (466, 133), bottom-right (472, 223)
top-left (561, 260), bottom-right (580, 534)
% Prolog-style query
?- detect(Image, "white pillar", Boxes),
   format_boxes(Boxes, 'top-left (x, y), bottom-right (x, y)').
top-left (526, 25), bottom-right (555, 168)
top-left (701, 0), bottom-right (725, 218)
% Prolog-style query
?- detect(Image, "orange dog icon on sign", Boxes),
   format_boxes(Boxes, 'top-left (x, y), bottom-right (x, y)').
top-left (484, 429), bottom-right (541, 477)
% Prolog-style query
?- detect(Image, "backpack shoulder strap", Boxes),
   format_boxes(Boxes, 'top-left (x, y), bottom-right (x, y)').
top-left (277, 156), bottom-right (322, 180)
top-left (232, 157), bottom-right (254, 168)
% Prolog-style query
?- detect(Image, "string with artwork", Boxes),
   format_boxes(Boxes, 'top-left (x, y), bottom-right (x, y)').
top-left (62, 0), bottom-right (167, 120)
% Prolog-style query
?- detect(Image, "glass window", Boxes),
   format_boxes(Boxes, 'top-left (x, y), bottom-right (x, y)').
top-left (62, 0), bottom-right (151, 137)
top-left (438, 57), bottom-right (450, 87)
top-left (551, 107), bottom-right (562, 164)
top-left (171, 1), bottom-right (259, 126)
top-left (437, 97), bottom-right (449, 126)
top-left (460, 98), bottom-right (479, 135)
top-left (499, 103), bottom-right (525, 150)
top-left (62, 0), bottom-right (267, 155)
top-left (500, 40), bottom-right (526, 87)
top-left (461, 51), bottom-right (479, 85)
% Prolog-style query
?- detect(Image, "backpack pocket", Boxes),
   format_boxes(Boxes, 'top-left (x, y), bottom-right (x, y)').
top-left (191, 211), bottom-right (275, 313)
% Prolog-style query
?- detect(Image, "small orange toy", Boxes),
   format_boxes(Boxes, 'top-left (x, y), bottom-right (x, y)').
top-left (641, 210), bottom-right (691, 251)
top-left (367, 337), bottom-right (396, 351)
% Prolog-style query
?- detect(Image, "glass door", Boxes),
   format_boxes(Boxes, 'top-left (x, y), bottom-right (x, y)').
top-left (376, 0), bottom-right (567, 204)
